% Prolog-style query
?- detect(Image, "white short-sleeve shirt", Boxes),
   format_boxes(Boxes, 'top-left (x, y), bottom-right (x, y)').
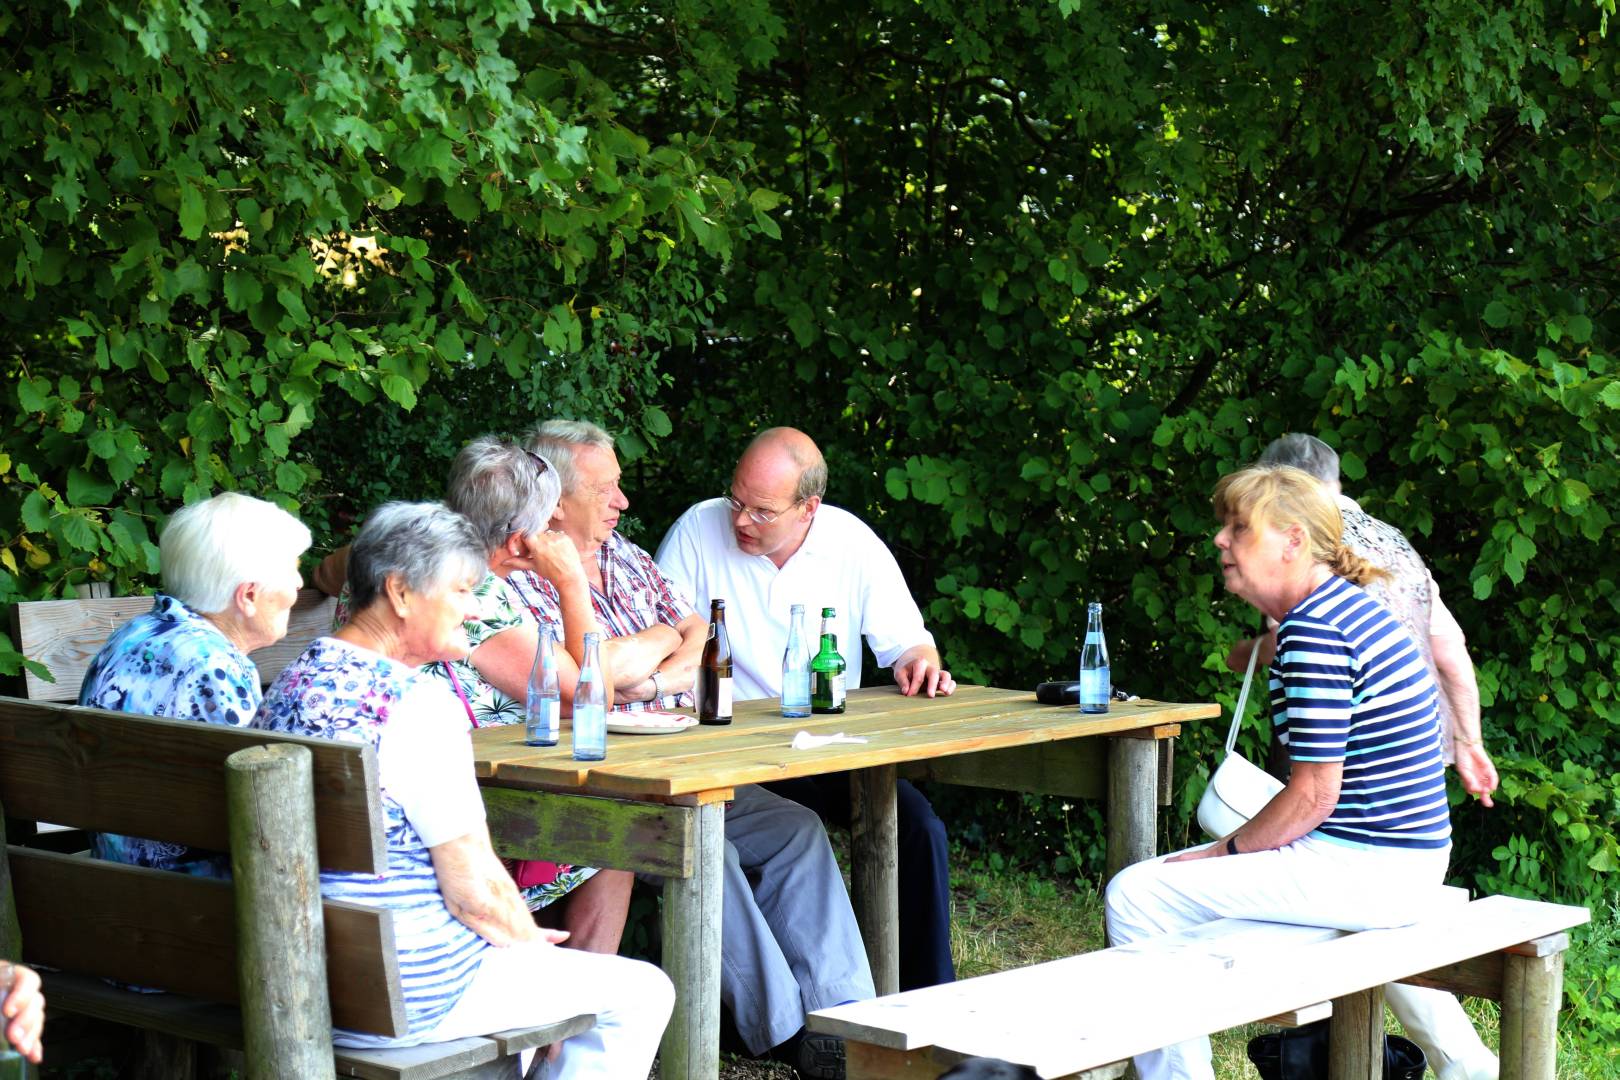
top-left (655, 498), bottom-right (934, 701)
top-left (375, 673), bottom-right (487, 847)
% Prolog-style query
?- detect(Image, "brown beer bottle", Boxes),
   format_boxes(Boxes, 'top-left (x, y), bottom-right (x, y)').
top-left (697, 598), bottom-right (734, 725)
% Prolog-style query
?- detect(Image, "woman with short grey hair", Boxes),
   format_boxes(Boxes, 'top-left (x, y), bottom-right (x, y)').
top-left (255, 501), bottom-right (672, 1071)
top-left (314, 435), bottom-right (630, 952)
top-left (80, 491), bottom-right (311, 877)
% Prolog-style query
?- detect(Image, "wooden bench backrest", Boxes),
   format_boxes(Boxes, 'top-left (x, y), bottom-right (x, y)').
top-left (0, 696), bottom-right (385, 873)
top-left (12, 588), bottom-right (337, 702)
top-left (0, 697), bottom-right (405, 1037)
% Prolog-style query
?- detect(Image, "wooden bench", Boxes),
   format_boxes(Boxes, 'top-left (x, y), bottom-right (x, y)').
top-left (0, 695), bottom-right (592, 1080)
top-left (808, 891), bottom-right (1589, 1079)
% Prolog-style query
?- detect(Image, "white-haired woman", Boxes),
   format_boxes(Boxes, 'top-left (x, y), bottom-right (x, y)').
top-left (1105, 465), bottom-right (1453, 1080)
top-left (79, 491), bottom-right (310, 876)
top-left (254, 502), bottom-right (671, 1074)
top-left (317, 436), bottom-right (631, 954)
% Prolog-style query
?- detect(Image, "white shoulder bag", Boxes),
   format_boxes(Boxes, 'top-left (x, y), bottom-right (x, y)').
top-left (1195, 640), bottom-right (1285, 839)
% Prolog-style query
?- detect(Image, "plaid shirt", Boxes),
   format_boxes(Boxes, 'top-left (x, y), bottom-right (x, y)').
top-left (506, 531), bottom-right (696, 712)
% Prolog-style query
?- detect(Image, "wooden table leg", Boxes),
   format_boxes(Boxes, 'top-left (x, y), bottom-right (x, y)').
top-left (1501, 949), bottom-right (1564, 1080)
top-left (851, 764), bottom-right (900, 996)
top-left (1328, 985), bottom-right (1383, 1080)
top-left (1105, 736), bottom-right (1159, 882)
top-left (661, 800), bottom-right (724, 1080)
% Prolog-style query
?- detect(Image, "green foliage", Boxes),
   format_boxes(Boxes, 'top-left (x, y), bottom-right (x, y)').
top-left (623, 0), bottom-right (1620, 1039)
top-left (0, 0), bottom-right (765, 640)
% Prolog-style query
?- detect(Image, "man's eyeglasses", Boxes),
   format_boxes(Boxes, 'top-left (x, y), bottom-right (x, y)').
top-left (724, 493), bottom-right (804, 526)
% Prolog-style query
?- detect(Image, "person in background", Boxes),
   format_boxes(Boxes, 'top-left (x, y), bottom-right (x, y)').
top-left (313, 437), bottom-right (632, 954)
top-left (1, 960), bottom-right (46, 1065)
top-left (1233, 433), bottom-right (1498, 1080)
top-left (1108, 464), bottom-right (1452, 1080)
top-left (657, 426), bottom-right (957, 992)
top-left (513, 419), bottom-right (874, 1080)
top-left (79, 492), bottom-right (310, 876)
top-left (254, 501), bottom-right (672, 1075)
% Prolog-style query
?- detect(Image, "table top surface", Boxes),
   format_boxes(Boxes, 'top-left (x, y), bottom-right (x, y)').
top-left (471, 684), bottom-right (1218, 798)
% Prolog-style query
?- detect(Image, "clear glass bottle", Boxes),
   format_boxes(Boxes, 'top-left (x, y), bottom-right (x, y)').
top-left (1079, 601), bottom-right (1111, 714)
top-left (572, 632), bottom-right (608, 761)
top-left (525, 626), bottom-right (561, 746)
top-left (811, 606), bottom-right (847, 714)
top-left (781, 603), bottom-right (812, 718)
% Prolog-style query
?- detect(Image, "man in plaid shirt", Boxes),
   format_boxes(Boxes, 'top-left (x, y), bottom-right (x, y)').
top-left (508, 419), bottom-right (872, 1080)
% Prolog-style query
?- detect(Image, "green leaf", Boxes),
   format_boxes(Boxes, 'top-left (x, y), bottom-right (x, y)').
top-left (21, 490), bottom-right (52, 532)
top-left (1482, 300), bottom-right (1511, 328)
top-left (643, 406), bottom-right (673, 438)
top-left (884, 467), bottom-right (909, 501)
top-left (67, 468), bottom-right (115, 505)
top-left (17, 376), bottom-right (51, 413)
top-left (380, 374), bottom-right (418, 410)
top-left (179, 182), bottom-right (207, 240)
top-left (224, 271), bottom-right (263, 311)
top-left (274, 462), bottom-right (307, 493)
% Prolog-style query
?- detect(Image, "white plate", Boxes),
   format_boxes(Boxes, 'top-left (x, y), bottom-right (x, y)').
top-left (606, 713), bottom-right (699, 736)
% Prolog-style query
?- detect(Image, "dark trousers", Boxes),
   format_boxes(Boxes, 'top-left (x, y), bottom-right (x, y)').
top-left (762, 774), bottom-right (955, 991)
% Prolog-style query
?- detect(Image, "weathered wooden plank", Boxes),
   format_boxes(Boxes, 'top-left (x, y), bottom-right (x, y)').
top-left (478, 687), bottom-right (1213, 798)
top-left (334, 1038), bottom-right (501, 1080)
top-left (16, 590), bottom-right (336, 702)
top-left (487, 1015), bottom-right (596, 1056)
top-left (851, 764), bottom-right (900, 997)
top-left (9, 848), bottom-right (403, 1036)
top-left (1397, 953), bottom-right (1506, 999)
top-left (0, 799), bottom-right (18, 960)
top-left (1327, 986), bottom-right (1382, 1080)
top-left (812, 897), bottom-right (1587, 1077)
top-left (901, 740), bottom-right (1107, 801)
top-left (0, 696), bottom-right (386, 875)
top-left (480, 786), bottom-right (694, 878)
top-left (227, 744), bottom-right (336, 1079)
top-left (1105, 736), bottom-right (1158, 882)
top-left (660, 800), bottom-right (723, 1080)
top-left (845, 1040), bottom-right (942, 1080)
top-left (1500, 949), bottom-right (1564, 1080)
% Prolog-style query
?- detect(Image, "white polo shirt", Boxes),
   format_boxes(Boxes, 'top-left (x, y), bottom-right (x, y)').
top-left (655, 498), bottom-right (935, 701)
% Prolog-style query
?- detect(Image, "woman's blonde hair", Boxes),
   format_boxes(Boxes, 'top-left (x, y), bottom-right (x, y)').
top-left (1212, 465), bottom-right (1387, 586)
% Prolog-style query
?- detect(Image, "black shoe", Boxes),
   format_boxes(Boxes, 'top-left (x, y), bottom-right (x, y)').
top-left (793, 1031), bottom-right (846, 1080)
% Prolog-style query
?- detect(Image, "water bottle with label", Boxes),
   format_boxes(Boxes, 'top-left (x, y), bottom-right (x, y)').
top-left (573, 632), bottom-right (608, 761)
top-left (1079, 601), bottom-right (1111, 714)
top-left (525, 626), bottom-right (561, 746)
top-left (811, 607), bottom-right (847, 714)
top-left (782, 603), bottom-right (812, 718)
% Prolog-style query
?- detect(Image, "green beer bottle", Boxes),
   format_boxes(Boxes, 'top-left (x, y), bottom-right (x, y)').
top-left (810, 606), bottom-right (846, 714)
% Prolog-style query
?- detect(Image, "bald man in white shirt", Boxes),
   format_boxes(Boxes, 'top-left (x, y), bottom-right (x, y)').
top-left (657, 428), bottom-right (957, 991)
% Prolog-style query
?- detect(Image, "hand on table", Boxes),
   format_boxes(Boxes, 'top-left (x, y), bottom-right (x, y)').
top-left (895, 652), bottom-right (956, 698)
top-left (1, 961), bottom-right (45, 1064)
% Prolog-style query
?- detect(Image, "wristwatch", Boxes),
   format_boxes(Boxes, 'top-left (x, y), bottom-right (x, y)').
top-left (649, 669), bottom-right (665, 703)
top-left (1225, 836), bottom-right (1241, 856)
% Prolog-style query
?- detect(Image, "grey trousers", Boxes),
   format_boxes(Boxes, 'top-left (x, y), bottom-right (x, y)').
top-left (722, 783), bottom-right (875, 1053)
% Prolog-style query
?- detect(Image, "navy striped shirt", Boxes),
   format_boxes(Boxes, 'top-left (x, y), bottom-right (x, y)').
top-left (1269, 575), bottom-right (1452, 849)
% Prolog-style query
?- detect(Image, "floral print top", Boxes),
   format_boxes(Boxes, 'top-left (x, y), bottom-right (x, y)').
top-left (253, 637), bottom-right (488, 1039)
top-left (78, 594), bottom-right (259, 877)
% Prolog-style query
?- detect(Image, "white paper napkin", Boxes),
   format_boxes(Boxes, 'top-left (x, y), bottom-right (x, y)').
top-left (790, 730), bottom-right (870, 750)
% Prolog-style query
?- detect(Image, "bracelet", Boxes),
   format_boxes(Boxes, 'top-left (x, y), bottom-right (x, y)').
top-left (1225, 836), bottom-right (1240, 856)
top-left (649, 670), bottom-right (665, 702)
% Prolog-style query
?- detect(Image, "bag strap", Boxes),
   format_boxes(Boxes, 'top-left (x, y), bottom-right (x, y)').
top-left (1224, 635), bottom-right (1262, 755)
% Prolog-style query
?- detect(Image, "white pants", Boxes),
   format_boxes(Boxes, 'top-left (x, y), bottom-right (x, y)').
top-left (1104, 834), bottom-right (1450, 1080)
top-left (336, 939), bottom-right (673, 1080)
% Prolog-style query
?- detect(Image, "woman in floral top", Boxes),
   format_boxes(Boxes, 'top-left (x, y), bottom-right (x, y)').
top-left (79, 492), bottom-right (311, 876)
top-left (320, 436), bottom-right (632, 951)
top-left (254, 501), bottom-right (671, 1071)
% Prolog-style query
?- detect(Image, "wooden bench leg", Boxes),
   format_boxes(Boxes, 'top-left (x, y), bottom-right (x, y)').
top-left (1105, 736), bottom-right (1158, 882)
top-left (1501, 949), bottom-right (1564, 1080)
top-left (1328, 985), bottom-right (1383, 1080)
top-left (660, 800), bottom-right (724, 1080)
top-left (851, 764), bottom-right (900, 997)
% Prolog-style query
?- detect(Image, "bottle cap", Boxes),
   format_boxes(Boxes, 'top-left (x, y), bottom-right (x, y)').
top-left (822, 606), bottom-right (836, 617)
top-left (712, 598), bottom-right (726, 611)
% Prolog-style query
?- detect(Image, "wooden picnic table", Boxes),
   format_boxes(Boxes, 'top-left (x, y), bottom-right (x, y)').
top-left (470, 684), bottom-right (1218, 1080)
